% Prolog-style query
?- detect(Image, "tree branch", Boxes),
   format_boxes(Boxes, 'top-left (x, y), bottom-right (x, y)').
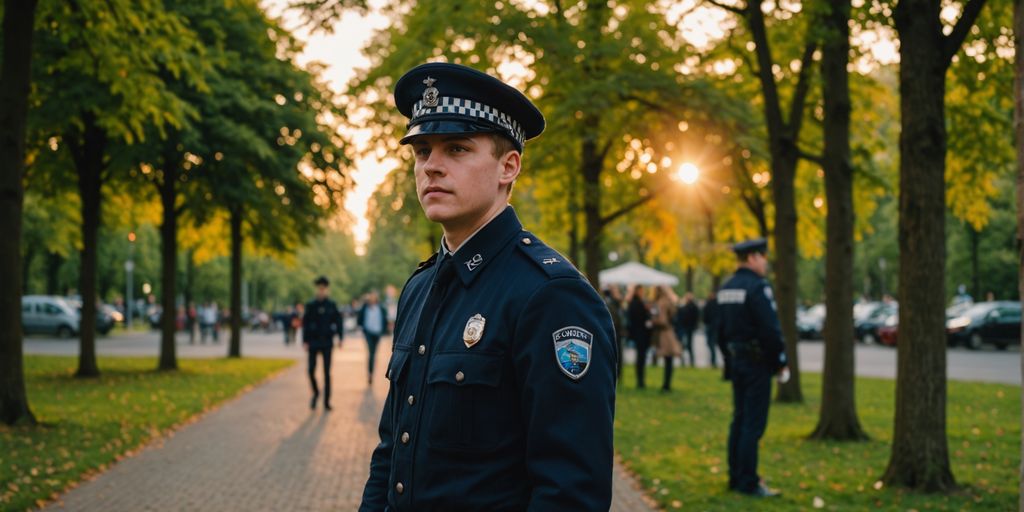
top-left (703, 0), bottom-right (746, 16)
top-left (798, 148), bottom-right (824, 165)
top-left (943, 0), bottom-right (989, 64)
top-left (600, 192), bottom-right (657, 227)
top-left (787, 40), bottom-right (818, 137)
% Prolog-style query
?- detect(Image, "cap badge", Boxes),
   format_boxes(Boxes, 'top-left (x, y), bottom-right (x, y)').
top-left (463, 314), bottom-right (486, 348)
top-left (422, 77), bottom-right (439, 107)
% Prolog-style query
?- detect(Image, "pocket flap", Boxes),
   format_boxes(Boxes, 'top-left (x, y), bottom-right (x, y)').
top-left (386, 348), bottom-right (411, 381)
top-left (427, 352), bottom-right (503, 386)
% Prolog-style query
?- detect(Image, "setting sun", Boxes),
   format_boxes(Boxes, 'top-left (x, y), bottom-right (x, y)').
top-left (675, 162), bottom-right (700, 185)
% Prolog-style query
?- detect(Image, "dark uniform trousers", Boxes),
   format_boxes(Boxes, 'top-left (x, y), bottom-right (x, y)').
top-left (716, 267), bottom-right (786, 494)
top-left (359, 207), bottom-right (616, 512)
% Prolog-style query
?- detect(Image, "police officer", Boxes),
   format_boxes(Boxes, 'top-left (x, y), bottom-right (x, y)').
top-left (303, 276), bottom-right (343, 410)
top-left (716, 238), bottom-right (787, 498)
top-left (359, 62), bottom-right (616, 511)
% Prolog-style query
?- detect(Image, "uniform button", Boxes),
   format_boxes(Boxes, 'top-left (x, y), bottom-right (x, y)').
top-left (522, 237), bottom-right (532, 245)
top-left (418, 345), bottom-right (426, 355)
top-left (407, 395), bottom-right (415, 405)
top-left (401, 432), bottom-right (410, 444)
top-left (395, 482), bottom-right (404, 494)
top-left (455, 371), bottom-right (465, 383)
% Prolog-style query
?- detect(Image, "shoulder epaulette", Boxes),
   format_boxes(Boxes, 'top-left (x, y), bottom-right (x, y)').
top-left (515, 232), bottom-right (584, 280)
top-left (412, 253), bottom-right (439, 276)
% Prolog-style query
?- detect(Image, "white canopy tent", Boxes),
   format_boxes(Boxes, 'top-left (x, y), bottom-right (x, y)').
top-left (599, 262), bottom-right (679, 286)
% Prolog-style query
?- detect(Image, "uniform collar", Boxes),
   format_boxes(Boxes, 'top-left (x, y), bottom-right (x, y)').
top-left (736, 267), bottom-right (761, 278)
top-left (441, 205), bottom-right (522, 287)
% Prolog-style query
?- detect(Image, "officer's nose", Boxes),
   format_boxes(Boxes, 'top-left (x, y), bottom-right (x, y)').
top-left (419, 149), bottom-right (447, 178)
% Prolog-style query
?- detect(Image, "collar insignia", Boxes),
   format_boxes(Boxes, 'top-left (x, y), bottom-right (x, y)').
top-left (465, 253), bottom-right (483, 271)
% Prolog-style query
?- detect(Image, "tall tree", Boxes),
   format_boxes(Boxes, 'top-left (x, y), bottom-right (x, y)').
top-left (1014, 0), bottom-right (1024, 505)
top-left (0, 0), bottom-right (40, 426)
top-left (30, 0), bottom-right (202, 376)
top-left (706, 0), bottom-right (821, 402)
top-left (881, 0), bottom-right (988, 491)
top-left (810, 0), bottom-right (868, 441)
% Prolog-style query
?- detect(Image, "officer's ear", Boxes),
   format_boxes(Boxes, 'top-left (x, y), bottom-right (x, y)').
top-left (498, 149), bottom-right (521, 192)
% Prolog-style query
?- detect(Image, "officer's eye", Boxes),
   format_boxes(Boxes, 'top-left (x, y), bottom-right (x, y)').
top-left (448, 144), bottom-right (469, 153)
top-left (413, 146), bottom-right (431, 157)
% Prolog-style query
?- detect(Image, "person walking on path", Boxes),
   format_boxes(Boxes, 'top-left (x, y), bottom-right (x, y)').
top-left (717, 238), bottom-right (788, 498)
top-left (651, 285), bottom-right (682, 393)
top-left (357, 290), bottom-right (388, 385)
top-left (703, 292), bottom-right (720, 368)
top-left (673, 292), bottom-right (700, 367)
top-left (627, 285), bottom-right (652, 389)
top-left (360, 62), bottom-right (616, 512)
top-left (303, 276), bottom-right (343, 410)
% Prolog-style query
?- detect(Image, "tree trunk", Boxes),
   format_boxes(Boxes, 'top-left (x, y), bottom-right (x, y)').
top-left (0, 0), bottom-right (40, 426)
top-left (22, 244), bottom-right (35, 294)
top-left (71, 114), bottom-right (106, 379)
top-left (45, 251), bottom-right (63, 295)
top-left (157, 155), bottom-right (179, 371)
top-left (228, 205), bottom-right (243, 358)
top-left (568, 165), bottom-right (580, 266)
top-left (881, 0), bottom-right (965, 491)
top-left (969, 225), bottom-right (979, 299)
top-left (810, 0), bottom-right (868, 441)
top-left (1012, 0), bottom-right (1023, 506)
top-left (582, 133), bottom-right (603, 289)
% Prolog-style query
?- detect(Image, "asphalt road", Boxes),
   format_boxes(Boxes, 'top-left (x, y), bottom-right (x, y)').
top-left (24, 328), bottom-right (1021, 385)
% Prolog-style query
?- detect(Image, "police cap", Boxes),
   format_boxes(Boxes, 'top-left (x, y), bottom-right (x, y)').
top-left (394, 62), bottom-right (545, 153)
top-left (732, 238), bottom-right (768, 257)
top-left (313, 276), bottom-right (330, 287)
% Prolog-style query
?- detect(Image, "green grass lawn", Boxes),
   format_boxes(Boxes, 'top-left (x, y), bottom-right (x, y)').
top-left (0, 356), bottom-right (293, 511)
top-left (616, 364), bottom-right (1019, 511)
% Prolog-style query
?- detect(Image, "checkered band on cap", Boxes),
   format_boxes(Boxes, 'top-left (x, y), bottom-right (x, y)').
top-left (412, 96), bottom-right (525, 147)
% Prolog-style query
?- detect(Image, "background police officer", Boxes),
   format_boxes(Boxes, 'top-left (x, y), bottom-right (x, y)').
top-left (303, 276), bottom-right (342, 410)
top-left (359, 62), bottom-right (616, 511)
top-left (716, 238), bottom-right (787, 498)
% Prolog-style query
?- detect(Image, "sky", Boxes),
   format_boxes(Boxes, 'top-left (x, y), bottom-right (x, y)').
top-left (263, 0), bottom-right (392, 254)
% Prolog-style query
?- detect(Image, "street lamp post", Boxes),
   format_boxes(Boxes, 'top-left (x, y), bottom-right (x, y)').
top-left (126, 231), bottom-right (136, 329)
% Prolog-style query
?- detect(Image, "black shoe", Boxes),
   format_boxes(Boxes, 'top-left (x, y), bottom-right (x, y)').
top-left (310, 392), bottom-right (319, 410)
top-left (324, 403), bottom-right (333, 411)
top-left (738, 484), bottom-right (781, 498)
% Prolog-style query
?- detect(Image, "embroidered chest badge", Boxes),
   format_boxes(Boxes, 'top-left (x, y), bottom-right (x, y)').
top-left (463, 314), bottom-right (486, 348)
top-left (552, 326), bottom-right (593, 380)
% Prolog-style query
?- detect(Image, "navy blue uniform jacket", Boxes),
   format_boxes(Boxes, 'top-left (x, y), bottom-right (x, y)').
top-left (716, 267), bottom-right (787, 372)
top-left (302, 298), bottom-right (342, 348)
top-left (360, 206), bottom-right (616, 511)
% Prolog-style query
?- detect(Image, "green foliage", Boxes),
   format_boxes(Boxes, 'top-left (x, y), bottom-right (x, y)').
top-left (615, 367), bottom-right (1018, 510)
top-left (0, 356), bottom-right (292, 511)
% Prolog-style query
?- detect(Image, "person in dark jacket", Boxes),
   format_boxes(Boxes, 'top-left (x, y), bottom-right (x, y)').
top-left (716, 238), bottom-right (788, 498)
top-left (627, 285), bottom-right (652, 389)
top-left (703, 292), bottom-right (720, 368)
top-left (357, 290), bottom-right (388, 385)
top-left (360, 62), bottom-right (616, 512)
top-left (303, 276), bottom-right (343, 410)
top-left (673, 292), bottom-right (700, 367)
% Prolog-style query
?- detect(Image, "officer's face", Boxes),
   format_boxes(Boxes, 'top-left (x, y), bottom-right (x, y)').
top-left (748, 252), bottom-right (769, 276)
top-left (411, 134), bottom-right (520, 232)
top-left (315, 285), bottom-right (329, 299)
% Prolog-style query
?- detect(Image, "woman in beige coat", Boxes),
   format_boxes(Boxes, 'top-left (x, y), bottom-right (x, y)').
top-left (650, 285), bottom-right (683, 392)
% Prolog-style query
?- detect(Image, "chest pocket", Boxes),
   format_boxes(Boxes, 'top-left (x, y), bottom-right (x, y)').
top-left (424, 352), bottom-right (510, 453)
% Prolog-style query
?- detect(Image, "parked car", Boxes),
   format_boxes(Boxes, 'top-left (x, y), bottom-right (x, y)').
top-left (797, 304), bottom-right (826, 339)
top-left (21, 295), bottom-right (80, 338)
top-left (878, 312), bottom-right (899, 347)
top-left (855, 302), bottom-right (898, 344)
top-left (64, 297), bottom-right (117, 335)
top-left (946, 301), bottom-right (1021, 350)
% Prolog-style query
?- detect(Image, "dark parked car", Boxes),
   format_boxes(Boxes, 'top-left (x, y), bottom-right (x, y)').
top-left (64, 297), bottom-right (117, 335)
top-left (946, 301), bottom-right (1021, 350)
top-left (878, 312), bottom-right (899, 347)
top-left (854, 301), bottom-right (898, 344)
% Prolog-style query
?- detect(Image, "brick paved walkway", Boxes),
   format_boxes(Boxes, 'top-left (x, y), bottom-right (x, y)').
top-left (39, 333), bottom-right (657, 511)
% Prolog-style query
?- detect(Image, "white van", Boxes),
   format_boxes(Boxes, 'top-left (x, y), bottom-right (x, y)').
top-left (22, 295), bottom-right (80, 338)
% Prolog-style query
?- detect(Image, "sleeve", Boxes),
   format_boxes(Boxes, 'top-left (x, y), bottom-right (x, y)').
top-left (356, 305), bottom-right (365, 328)
top-left (749, 283), bottom-right (786, 368)
top-left (359, 390), bottom-right (395, 511)
top-left (513, 278), bottom-right (615, 512)
top-left (301, 304), bottom-right (312, 343)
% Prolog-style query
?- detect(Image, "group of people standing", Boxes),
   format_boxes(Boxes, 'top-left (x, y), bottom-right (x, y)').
top-left (604, 285), bottom-right (720, 392)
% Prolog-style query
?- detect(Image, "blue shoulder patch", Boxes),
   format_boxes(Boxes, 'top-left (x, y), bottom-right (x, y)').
top-left (516, 232), bottom-right (583, 279)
